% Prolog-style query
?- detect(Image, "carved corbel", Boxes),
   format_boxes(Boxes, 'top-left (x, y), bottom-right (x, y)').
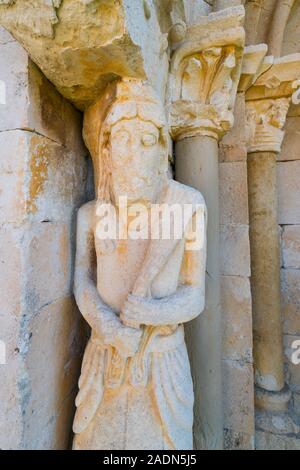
top-left (167, 6), bottom-right (245, 141)
top-left (245, 54), bottom-right (300, 153)
top-left (238, 44), bottom-right (268, 93)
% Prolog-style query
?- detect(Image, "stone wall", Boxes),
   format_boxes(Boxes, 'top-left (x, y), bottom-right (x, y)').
top-left (0, 27), bottom-right (91, 449)
top-left (219, 93), bottom-right (254, 449)
top-left (280, 6), bottom-right (300, 432)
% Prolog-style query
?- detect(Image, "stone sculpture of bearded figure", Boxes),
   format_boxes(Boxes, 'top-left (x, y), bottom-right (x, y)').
top-left (72, 78), bottom-right (207, 450)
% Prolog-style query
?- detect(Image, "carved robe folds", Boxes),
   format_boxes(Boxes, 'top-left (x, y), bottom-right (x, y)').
top-left (72, 79), bottom-right (207, 450)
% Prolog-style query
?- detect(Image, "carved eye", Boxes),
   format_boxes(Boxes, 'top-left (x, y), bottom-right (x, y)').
top-left (142, 133), bottom-right (157, 147)
top-left (115, 130), bottom-right (130, 144)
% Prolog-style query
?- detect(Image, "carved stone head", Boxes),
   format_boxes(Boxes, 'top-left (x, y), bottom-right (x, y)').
top-left (83, 78), bottom-right (169, 205)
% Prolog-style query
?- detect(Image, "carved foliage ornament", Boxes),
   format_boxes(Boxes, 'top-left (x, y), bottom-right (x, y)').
top-left (167, 6), bottom-right (245, 141)
top-left (246, 98), bottom-right (290, 154)
top-left (170, 45), bottom-right (237, 140)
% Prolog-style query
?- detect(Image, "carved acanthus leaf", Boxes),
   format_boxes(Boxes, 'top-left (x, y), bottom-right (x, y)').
top-left (168, 6), bottom-right (245, 141)
top-left (246, 98), bottom-right (290, 154)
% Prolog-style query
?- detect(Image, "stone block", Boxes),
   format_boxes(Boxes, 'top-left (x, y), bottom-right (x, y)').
top-left (219, 93), bottom-right (247, 162)
top-left (0, 131), bottom-right (28, 224)
top-left (27, 61), bottom-right (86, 155)
top-left (23, 296), bottom-right (86, 450)
top-left (280, 116), bottom-right (300, 161)
top-left (0, 26), bottom-right (14, 45)
top-left (0, 356), bottom-right (22, 449)
top-left (219, 162), bottom-right (249, 224)
top-left (256, 430), bottom-right (300, 450)
top-left (0, 225), bottom-right (23, 316)
top-left (0, 0), bottom-right (170, 108)
top-left (0, 41), bottom-right (29, 131)
top-left (281, 269), bottom-right (300, 336)
top-left (224, 428), bottom-right (255, 450)
top-left (292, 392), bottom-right (300, 416)
top-left (26, 133), bottom-right (87, 223)
top-left (0, 309), bottom-right (23, 450)
top-left (0, 130), bottom-right (87, 224)
top-left (221, 275), bottom-right (253, 362)
top-left (281, 225), bottom-right (300, 269)
top-left (222, 359), bottom-right (255, 436)
top-left (278, 161), bottom-right (300, 225)
top-left (220, 224), bottom-right (251, 276)
top-left (24, 222), bottom-right (72, 314)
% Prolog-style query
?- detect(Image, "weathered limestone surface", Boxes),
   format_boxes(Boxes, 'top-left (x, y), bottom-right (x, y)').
top-left (221, 276), bottom-right (252, 363)
top-left (256, 430), bottom-right (300, 450)
top-left (245, 0), bottom-right (295, 57)
top-left (278, 161), bottom-right (300, 225)
top-left (219, 71), bottom-right (254, 449)
top-left (220, 224), bottom-right (250, 277)
top-left (219, 92), bottom-right (247, 161)
top-left (0, 29), bottom-right (89, 449)
top-left (281, 226), bottom-right (300, 270)
top-left (219, 162), bottom-right (249, 225)
top-left (0, 0), bottom-right (170, 109)
top-left (176, 135), bottom-right (222, 449)
top-left (24, 296), bottom-right (86, 450)
top-left (282, 0), bottom-right (300, 56)
top-left (247, 151), bottom-right (284, 392)
top-left (222, 359), bottom-right (255, 448)
top-left (281, 269), bottom-right (300, 336)
top-left (280, 115), bottom-right (300, 161)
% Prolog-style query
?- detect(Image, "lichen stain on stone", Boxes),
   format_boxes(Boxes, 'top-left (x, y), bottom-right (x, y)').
top-left (27, 136), bottom-right (50, 214)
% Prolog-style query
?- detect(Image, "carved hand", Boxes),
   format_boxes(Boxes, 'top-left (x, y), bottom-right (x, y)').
top-left (121, 286), bottom-right (204, 327)
top-left (104, 318), bottom-right (143, 358)
top-left (121, 294), bottom-right (154, 328)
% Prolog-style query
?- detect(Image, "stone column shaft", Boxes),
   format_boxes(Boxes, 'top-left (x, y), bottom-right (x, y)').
top-left (247, 151), bottom-right (284, 391)
top-left (176, 136), bottom-right (222, 449)
top-left (168, 6), bottom-right (245, 449)
top-left (245, 53), bottom-right (300, 403)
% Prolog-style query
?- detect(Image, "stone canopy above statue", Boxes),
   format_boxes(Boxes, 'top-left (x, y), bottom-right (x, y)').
top-left (0, 0), bottom-right (171, 109)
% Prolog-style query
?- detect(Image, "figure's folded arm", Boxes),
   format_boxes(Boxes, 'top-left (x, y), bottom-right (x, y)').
top-left (124, 284), bottom-right (205, 327)
top-left (73, 203), bottom-right (122, 341)
top-left (122, 207), bottom-right (207, 327)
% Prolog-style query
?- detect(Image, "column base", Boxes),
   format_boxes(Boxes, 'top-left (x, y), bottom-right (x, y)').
top-left (255, 385), bottom-right (291, 412)
top-left (255, 385), bottom-right (300, 436)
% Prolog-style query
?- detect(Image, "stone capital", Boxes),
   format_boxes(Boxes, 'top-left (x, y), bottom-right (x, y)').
top-left (246, 97), bottom-right (291, 154)
top-left (246, 54), bottom-right (300, 153)
top-left (167, 6), bottom-right (245, 141)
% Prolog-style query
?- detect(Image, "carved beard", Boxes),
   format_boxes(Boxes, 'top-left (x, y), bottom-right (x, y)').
top-left (94, 171), bottom-right (169, 256)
